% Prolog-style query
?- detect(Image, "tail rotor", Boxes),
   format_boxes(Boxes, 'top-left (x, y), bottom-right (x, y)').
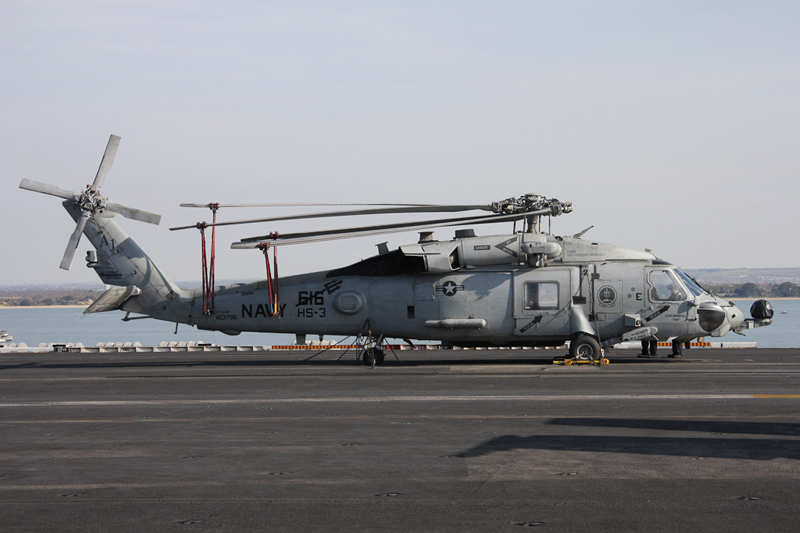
top-left (19, 134), bottom-right (162, 270)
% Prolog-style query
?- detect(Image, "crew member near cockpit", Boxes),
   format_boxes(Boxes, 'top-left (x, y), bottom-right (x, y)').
top-left (667, 284), bottom-right (684, 358)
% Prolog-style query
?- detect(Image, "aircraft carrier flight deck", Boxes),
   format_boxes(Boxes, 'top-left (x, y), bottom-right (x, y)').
top-left (1, 348), bottom-right (799, 531)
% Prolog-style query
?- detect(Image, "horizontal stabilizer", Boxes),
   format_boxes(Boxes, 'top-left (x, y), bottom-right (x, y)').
top-left (84, 285), bottom-right (142, 314)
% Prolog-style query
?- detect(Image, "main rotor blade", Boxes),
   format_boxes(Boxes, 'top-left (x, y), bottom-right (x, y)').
top-left (232, 210), bottom-right (546, 248)
top-left (169, 204), bottom-right (490, 231)
top-left (19, 179), bottom-right (76, 200)
top-left (179, 202), bottom-right (448, 208)
top-left (92, 134), bottom-right (121, 189)
top-left (105, 201), bottom-right (162, 225)
top-left (60, 213), bottom-right (89, 270)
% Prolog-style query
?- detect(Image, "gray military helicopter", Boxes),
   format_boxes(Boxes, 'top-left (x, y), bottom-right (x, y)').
top-left (20, 135), bottom-right (774, 364)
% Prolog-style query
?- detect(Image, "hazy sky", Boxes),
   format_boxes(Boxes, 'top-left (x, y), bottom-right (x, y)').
top-left (2, 1), bottom-right (799, 286)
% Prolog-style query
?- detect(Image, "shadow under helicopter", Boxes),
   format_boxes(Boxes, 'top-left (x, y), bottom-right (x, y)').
top-left (460, 419), bottom-right (800, 461)
top-left (547, 417), bottom-right (800, 437)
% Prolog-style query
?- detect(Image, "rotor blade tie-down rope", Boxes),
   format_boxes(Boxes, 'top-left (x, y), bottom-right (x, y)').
top-left (196, 203), bottom-right (219, 316)
top-left (209, 204), bottom-right (218, 314)
top-left (198, 223), bottom-right (209, 314)
top-left (259, 233), bottom-right (281, 317)
top-left (260, 243), bottom-right (273, 311)
top-left (272, 233), bottom-right (280, 316)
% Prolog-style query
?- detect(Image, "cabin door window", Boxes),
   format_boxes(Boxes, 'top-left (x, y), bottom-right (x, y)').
top-left (524, 282), bottom-right (559, 311)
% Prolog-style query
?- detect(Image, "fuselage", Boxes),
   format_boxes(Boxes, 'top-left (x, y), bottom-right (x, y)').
top-left (181, 233), bottom-right (745, 347)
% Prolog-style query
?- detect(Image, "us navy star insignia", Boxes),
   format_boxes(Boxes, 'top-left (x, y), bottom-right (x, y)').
top-left (436, 280), bottom-right (464, 297)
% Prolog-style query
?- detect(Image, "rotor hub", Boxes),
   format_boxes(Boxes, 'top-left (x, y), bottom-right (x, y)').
top-left (491, 194), bottom-right (572, 216)
top-left (77, 187), bottom-right (105, 214)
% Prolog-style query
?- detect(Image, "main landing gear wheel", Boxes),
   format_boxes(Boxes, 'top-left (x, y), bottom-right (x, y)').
top-left (362, 347), bottom-right (385, 366)
top-left (569, 334), bottom-right (602, 361)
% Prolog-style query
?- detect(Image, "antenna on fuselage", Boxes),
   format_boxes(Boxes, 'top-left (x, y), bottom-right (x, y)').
top-left (572, 226), bottom-right (594, 239)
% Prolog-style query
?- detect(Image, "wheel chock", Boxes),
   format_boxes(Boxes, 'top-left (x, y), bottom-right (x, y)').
top-left (553, 358), bottom-right (609, 366)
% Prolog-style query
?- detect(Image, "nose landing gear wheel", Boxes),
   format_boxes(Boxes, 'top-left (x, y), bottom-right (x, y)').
top-left (362, 347), bottom-right (385, 366)
top-left (569, 334), bottom-right (602, 362)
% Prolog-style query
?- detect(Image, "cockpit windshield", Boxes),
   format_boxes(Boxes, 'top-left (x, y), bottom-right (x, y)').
top-left (674, 269), bottom-right (705, 297)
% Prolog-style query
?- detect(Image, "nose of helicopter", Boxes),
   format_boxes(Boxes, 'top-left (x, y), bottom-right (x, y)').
top-left (699, 298), bottom-right (774, 337)
top-left (725, 301), bottom-right (745, 332)
top-left (697, 298), bottom-right (744, 336)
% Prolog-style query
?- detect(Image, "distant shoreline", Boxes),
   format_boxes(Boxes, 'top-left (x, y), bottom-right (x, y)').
top-left (728, 297), bottom-right (799, 301)
top-left (0, 305), bottom-right (88, 310)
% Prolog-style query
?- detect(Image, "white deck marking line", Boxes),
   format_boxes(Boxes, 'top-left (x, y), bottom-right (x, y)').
top-left (0, 394), bottom-right (787, 408)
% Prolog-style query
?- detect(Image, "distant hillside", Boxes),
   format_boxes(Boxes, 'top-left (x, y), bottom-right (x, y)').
top-left (0, 288), bottom-right (103, 306)
top-left (685, 268), bottom-right (800, 284)
top-left (0, 280), bottom-right (231, 292)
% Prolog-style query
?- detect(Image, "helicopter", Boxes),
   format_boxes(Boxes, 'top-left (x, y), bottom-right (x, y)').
top-left (19, 135), bottom-right (774, 365)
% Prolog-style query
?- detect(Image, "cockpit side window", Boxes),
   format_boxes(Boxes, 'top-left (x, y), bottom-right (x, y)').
top-left (648, 270), bottom-right (688, 301)
top-left (524, 282), bottom-right (559, 310)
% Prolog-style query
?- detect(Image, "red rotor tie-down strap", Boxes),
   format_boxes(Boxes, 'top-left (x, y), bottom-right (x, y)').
top-left (260, 243), bottom-right (274, 312)
top-left (208, 204), bottom-right (218, 314)
top-left (197, 222), bottom-right (209, 315)
top-left (196, 203), bottom-right (220, 316)
top-left (271, 233), bottom-right (280, 316)
top-left (259, 234), bottom-right (281, 317)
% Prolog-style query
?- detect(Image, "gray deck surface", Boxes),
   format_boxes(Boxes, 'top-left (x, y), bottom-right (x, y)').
top-left (1, 348), bottom-right (799, 531)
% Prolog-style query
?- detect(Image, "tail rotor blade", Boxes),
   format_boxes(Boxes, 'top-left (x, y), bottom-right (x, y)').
top-left (92, 134), bottom-right (121, 189)
top-left (19, 179), bottom-right (76, 200)
top-left (106, 201), bottom-right (162, 225)
top-left (60, 214), bottom-right (89, 270)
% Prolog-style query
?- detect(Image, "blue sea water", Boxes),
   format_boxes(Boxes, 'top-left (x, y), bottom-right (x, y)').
top-left (727, 299), bottom-right (799, 348)
top-left (1, 299), bottom-right (798, 348)
top-left (0, 307), bottom-right (297, 347)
